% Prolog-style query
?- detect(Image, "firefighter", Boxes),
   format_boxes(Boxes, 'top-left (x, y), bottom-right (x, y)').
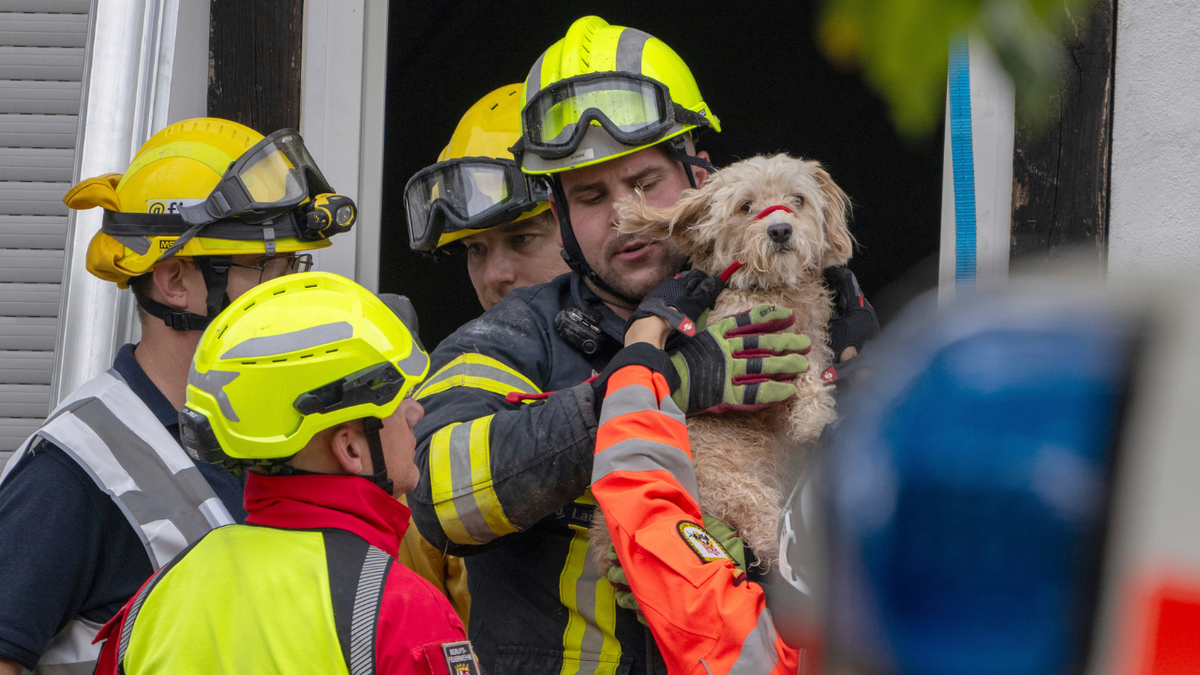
top-left (93, 271), bottom-right (477, 675)
top-left (0, 118), bottom-right (354, 675)
top-left (406, 82), bottom-right (569, 310)
top-left (406, 17), bottom-right (868, 673)
top-left (400, 84), bottom-right (578, 623)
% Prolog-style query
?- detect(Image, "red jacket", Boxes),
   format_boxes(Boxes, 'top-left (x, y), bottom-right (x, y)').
top-left (94, 472), bottom-right (475, 675)
top-left (592, 359), bottom-right (800, 675)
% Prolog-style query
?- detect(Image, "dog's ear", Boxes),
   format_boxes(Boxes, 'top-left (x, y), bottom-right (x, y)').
top-left (615, 185), bottom-right (713, 257)
top-left (815, 166), bottom-right (854, 267)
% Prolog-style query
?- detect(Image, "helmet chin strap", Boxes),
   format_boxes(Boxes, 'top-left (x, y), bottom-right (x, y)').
top-left (362, 416), bottom-right (393, 495)
top-left (136, 255), bottom-right (232, 331)
top-left (549, 175), bottom-right (644, 308)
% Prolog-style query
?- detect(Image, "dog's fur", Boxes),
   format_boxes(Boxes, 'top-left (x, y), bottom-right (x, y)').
top-left (593, 154), bottom-right (853, 572)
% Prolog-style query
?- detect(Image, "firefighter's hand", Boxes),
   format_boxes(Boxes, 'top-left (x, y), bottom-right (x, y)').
top-left (702, 514), bottom-right (746, 571)
top-left (626, 269), bottom-right (724, 338)
top-left (823, 266), bottom-right (878, 362)
top-left (606, 547), bottom-right (647, 626)
top-left (669, 305), bottom-right (811, 415)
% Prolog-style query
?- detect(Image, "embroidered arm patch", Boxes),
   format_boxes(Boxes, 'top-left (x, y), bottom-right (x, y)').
top-left (677, 520), bottom-right (733, 564)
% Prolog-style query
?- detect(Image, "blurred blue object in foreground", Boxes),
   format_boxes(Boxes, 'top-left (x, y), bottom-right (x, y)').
top-left (824, 289), bottom-right (1134, 675)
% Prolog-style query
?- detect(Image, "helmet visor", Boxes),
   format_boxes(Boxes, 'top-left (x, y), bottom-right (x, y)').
top-left (404, 157), bottom-right (543, 251)
top-left (523, 73), bottom-right (674, 160)
top-left (181, 129), bottom-right (334, 226)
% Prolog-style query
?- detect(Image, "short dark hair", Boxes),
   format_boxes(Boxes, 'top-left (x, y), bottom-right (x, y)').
top-left (128, 273), bottom-right (154, 325)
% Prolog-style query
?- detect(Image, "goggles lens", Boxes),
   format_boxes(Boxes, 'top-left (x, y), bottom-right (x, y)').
top-left (405, 158), bottom-right (537, 251)
top-left (525, 75), bottom-right (669, 155)
top-left (181, 129), bottom-right (333, 226)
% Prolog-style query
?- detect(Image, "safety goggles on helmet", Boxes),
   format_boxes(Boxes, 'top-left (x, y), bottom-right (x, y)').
top-left (519, 72), bottom-right (711, 161)
top-left (181, 129), bottom-right (334, 226)
top-left (404, 157), bottom-right (549, 252)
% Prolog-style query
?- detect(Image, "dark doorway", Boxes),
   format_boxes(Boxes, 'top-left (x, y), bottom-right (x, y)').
top-left (380, 0), bottom-right (945, 347)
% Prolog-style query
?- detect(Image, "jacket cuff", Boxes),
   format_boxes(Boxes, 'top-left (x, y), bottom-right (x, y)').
top-left (590, 343), bottom-right (681, 418)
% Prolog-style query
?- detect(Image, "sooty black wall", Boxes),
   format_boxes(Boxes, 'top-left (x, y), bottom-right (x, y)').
top-left (380, 0), bottom-right (944, 348)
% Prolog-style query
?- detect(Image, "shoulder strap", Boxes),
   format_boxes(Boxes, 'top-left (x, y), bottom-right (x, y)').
top-left (20, 372), bottom-right (234, 567)
top-left (323, 530), bottom-right (393, 675)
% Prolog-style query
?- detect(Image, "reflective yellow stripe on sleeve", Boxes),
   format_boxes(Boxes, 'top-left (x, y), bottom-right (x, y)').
top-left (415, 353), bottom-right (541, 400)
top-left (429, 415), bottom-right (519, 546)
top-left (559, 490), bottom-right (621, 675)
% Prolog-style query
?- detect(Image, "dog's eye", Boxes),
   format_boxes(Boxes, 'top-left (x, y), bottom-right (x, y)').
top-left (739, 200), bottom-right (752, 213)
top-left (792, 195), bottom-right (806, 208)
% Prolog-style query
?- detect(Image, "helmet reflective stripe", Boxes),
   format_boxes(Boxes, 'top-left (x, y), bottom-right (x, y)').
top-left (221, 321), bottom-right (354, 359)
top-left (0, 371), bottom-right (234, 674)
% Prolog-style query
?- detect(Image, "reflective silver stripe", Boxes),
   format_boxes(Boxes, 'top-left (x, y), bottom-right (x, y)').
top-left (187, 364), bottom-right (241, 422)
top-left (574, 537), bottom-right (607, 675)
top-left (349, 546), bottom-right (390, 675)
top-left (445, 421), bottom-right (494, 543)
top-left (615, 28), bottom-right (651, 73)
top-left (728, 608), bottom-right (780, 674)
top-left (396, 348), bottom-right (428, 379)
top-left (526, 52), bottom-right (545, 104)
top-left (118, 568), bottom-right (160, 666)
top-left (33, 618), bottom-right (103, 675)
top-left (221, 321), bottom-right (354, 359)
top-left (419, 361), bottom-right (537, 397)
top-left (72, 400), bottom-right (217, 543)
top-left (592, 438), bottom-right (700, 504)
top-left (36, 662), bottom-right (98, 675)
top-left (598, 382), bottom-right (685, 427)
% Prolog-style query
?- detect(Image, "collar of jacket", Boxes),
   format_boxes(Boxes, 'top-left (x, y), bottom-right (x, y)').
top-left (243, 472), bottom-right (411, 558)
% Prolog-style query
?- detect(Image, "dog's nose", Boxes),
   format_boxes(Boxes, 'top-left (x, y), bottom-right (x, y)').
top-left (767, 222), bottom-right (792, 244)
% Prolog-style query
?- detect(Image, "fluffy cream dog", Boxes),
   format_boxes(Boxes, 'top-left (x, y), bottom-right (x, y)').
top-left (596, 153), bottom-right (853, 572)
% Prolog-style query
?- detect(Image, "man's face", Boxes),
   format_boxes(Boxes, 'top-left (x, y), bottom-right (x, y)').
top-left (378, 397), bottom-right (425, 496)
top-left (554, 146), bottom-right (704, 307)
top-left (460, 211), bottom-right (569, 310)
top-left (178, 253), bottom-right (305, 316)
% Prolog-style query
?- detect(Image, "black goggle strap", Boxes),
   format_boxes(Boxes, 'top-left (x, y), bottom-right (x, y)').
top-left (548, 175), bottom-right (643, 307)
top-left (362, 416), bottom-right (392, 495)
top-left (664, 135), bottom-right (716, 189)
top-left (135, 254), bottom-right (231, 332)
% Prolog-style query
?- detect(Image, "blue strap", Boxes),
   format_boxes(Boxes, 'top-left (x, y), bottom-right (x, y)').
top-left (949, 35), bottom-right (977, 288)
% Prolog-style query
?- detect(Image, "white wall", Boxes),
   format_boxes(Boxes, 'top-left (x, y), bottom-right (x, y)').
top-left (1108, 0), bottom-right (1200, 277)
top-left (300, 0), bottom-right (389, 291)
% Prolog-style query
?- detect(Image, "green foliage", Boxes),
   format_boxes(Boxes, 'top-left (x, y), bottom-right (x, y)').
top-left (819, 0), bottom-right (1096, 138)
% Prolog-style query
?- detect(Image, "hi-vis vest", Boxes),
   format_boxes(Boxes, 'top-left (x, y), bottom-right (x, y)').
top-left (114, 525), bottom-right (395, 675)
top-left (0, 370), bottom-right (234, 674)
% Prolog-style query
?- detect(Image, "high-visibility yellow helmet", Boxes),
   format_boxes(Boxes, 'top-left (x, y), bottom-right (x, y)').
top-left (404, 84), bottom-right (551, 252)
top-left (518, 15), bottom-right (721, 175)
top-left (179, 272), bottom-right (429, 488)
top-left (68, 118), bottom-right (333, 288)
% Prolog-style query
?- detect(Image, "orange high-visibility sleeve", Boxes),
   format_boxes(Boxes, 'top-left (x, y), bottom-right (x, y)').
top-left (593, 363), bottom-right (799, 675)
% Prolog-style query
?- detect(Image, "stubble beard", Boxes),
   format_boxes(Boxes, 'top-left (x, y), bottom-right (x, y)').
top-left (588, 233), bottom-right (689, 308)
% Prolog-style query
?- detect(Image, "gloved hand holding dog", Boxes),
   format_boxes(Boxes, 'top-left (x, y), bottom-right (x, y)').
top-left (624, 268), bottom-right (724, 337)
top-left (670, 303), bottom-right (811, 415)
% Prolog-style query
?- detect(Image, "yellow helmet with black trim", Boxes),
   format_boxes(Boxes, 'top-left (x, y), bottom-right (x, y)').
top-left (179, 272), bottom-right (429, 491)
top-left (68, 118), bottom-right (333, 288)
top-left (404, 84), bottom-right (551, 252)
top-left (517, 15), bottom-right (721, 175)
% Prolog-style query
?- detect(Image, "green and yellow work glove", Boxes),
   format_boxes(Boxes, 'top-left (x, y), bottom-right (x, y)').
top-left (670, 304), bottom-right (811, 414)
top-left (606, 514), bottom-right (747, 625)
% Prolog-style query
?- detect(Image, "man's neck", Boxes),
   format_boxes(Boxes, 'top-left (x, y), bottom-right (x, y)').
top-left (584, 278), bottom-right (637, 321)
top-left (134, 323), bottom-right (203, 411)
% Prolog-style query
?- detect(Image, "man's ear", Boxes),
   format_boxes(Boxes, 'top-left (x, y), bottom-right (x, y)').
top-left (815, 166), bottom-right (854, 267)
top-left (693, 150), bottom-right (712, 187)
top-left (150, 259), bottom-right (194, 310)
top-left (330, 421), bottom-right (368, 476)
